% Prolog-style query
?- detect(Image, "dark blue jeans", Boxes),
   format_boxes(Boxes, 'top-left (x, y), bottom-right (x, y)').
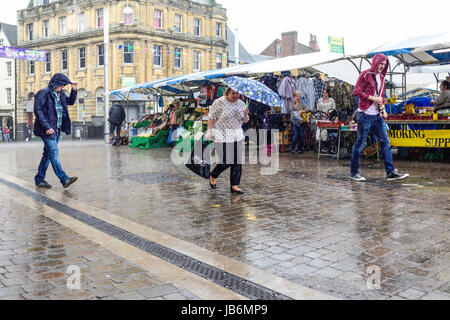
top-left (351, 113), bottom-right (394, 175)
top-left (35, 131), bottom-right (69, 185)
top-left (291, 122), bottom-right (306, 151)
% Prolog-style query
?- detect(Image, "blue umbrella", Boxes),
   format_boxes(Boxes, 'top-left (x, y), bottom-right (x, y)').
top-left (222, 76), bottom-right (282, 107)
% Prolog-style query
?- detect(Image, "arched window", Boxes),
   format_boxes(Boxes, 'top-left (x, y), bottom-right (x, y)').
top-left (123, 6), bottom-right (134, 25)
top-left (96, 87), bottom-right (105, 116)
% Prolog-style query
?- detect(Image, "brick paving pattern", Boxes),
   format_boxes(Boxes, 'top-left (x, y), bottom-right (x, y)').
top-left (0, 194), bottom-right (199, 300)
top-left (0, 141), bottom-right (449, 300)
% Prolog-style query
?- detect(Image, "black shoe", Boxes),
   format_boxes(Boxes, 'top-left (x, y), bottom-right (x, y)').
top-left (36, 181), bottom-right (52, 189)
top-left (387, 172), bottom-right (409, 181)
top-left (230, 187), bottom-right (244, 195)
top-left (63, 177), bottom-right (78, 189)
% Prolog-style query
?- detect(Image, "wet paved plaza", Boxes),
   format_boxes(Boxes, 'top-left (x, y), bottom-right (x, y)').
top-left (0, 140), bottom-right (449, 300)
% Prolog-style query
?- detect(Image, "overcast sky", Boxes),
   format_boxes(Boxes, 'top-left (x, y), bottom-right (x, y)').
top-left (2, 0), bottom-right (449, 56)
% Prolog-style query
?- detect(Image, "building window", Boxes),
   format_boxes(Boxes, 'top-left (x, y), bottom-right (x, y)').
top-left (194, 51), bottom-right (201, 71)
top-left (193, 51), bottom-right (201, 71)
top-left (124, 41), bottom-right (134, 64)
top-left (216, 23), bottom-right (222, 37)
top-left (43, 20), bottom-right (49, 38)
top-left (154, 45), bottom-right (162, 66)
top-left (60, 17), bottom-right (66, 35)
top-left (28, 61), bottom-right (35, 75)
top-left (216, 54), bottom-right (222, 69)
top-left (61, 50), bottom-right (68, 70)
top-left (98, 45), bottom-right (104, 66)
top-left (174, 15), bottom-right (182, 33)
top-left (78, 13), bottom-right (85, 32)
top-left (96, 88), bottom-right (105, 116)
top-left (123, 6), bottom-right (133, 25)
top-left (6, 88), bottom-right (12, 105)
top-left (174, 47), bottom-right (182, 69)
top-left (276, 44), bottom-right (281, 54)
top-left (6, 62), bottom-right (12, 77)
top-left (154, 9), bottom-right (163, 29)
top-left (45, 52), bottom-right (51, 73)
top-left (194, 18), bottom-right (201, 36)
top-left (96, 8), bottom-right (104, 28)
top-left (27, 23), bottom-right (33, 41)
top-left (79, 47), bottom-right (86, 69)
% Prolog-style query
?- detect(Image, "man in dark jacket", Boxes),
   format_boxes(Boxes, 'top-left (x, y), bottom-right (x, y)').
top-left (34, 73), bottom-right (78, 189)
top-left (108, 103), bottom-right (126, 146)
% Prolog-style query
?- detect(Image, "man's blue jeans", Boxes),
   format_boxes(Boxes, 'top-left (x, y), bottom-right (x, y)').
top-left (350, 112), bottom-right (394, 175)
top-left (35, 131), bottom-right (69, 185)
top-left (291, 122), bottom-right (306, 152)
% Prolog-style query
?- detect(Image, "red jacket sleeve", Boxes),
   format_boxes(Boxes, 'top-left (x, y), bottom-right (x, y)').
top-left (353, 72), bottom-right (370, 101)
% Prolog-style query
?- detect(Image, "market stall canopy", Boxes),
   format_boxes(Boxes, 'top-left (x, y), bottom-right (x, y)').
top-left (109, 52), bottom-right (352, 97)
top-left (368, 32), bottom-right (450, 67)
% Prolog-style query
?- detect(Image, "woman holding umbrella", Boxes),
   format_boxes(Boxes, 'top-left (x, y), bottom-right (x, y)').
top-left (206, 87), bottom-right (249, 195)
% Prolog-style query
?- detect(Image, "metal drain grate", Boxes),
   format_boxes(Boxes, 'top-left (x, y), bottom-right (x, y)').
top-left (0, 177), bottom-right (292, 300)
top-left (122, 173), bottom-right (186, 185)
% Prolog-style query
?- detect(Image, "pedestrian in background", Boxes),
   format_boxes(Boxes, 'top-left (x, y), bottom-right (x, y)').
top-left (289, 91), bottom-right (310, 154)
top-left (2, 127), bottom-right (8, 142)
top-left (108, 103), bottom-right (126, 147)
top-left (33, 73), bottom-right (79, 189)
top-left (169, 99), bottom-right (185, 147)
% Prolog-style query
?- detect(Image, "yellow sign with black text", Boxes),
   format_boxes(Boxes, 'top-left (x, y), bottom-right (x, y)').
top-left (388, 130), bottom-right (450, 148)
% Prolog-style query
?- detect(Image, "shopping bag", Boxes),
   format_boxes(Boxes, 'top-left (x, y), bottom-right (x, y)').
top-left (185, 139), bottom-right (211, 180)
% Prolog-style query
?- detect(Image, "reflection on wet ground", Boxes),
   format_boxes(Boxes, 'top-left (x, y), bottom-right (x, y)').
top-left (0, 141), bottom-right (449, 299)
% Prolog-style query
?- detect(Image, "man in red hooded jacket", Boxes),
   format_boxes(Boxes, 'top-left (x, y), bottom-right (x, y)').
top-left (350, 53), bottom-right (409, 182)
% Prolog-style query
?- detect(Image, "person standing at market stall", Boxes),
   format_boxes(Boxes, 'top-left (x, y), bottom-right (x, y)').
top-left (350, 53), bottom-right (409, 182)
top-left (431, 80), bottom-right (450, 112)
top-left (206, 88), bottom-right (249, 195)
top-left (33, 73), bottom-right (78, 189)
top-left (289, 91), bottom-right (309, 154)
top-left (108, 103), bottom-right (126, 147)
top-left (317, 88), bottom-right (336, 118)
top-left (169, 100), bottom-right (185, 147)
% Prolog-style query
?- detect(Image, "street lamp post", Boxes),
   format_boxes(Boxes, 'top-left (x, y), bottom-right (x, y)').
top-left (104, 8), bottom-right (110, 144)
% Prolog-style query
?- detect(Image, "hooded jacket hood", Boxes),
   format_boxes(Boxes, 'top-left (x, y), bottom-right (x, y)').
top-left (353, 53), bottom-right (390, 111)
top-left (369, 53), bottom-right (389, 77)
top-left (48, 73), bottom-right (72, 90)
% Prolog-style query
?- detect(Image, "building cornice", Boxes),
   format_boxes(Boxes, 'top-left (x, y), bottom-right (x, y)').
top-left (18, 0), bottom-right (226, 23)
top-left (18, 24), bottom-right (228, 49)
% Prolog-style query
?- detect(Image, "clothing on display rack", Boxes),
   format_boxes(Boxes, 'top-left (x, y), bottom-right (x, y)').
top-left (296, 77), bottom-right (316, 110)
top-left (260, 75), bottom-right (279, 93)
top-left (278, 76), bottom-right (297, 114)
top-left (313, 77), bottom-right (327, 110)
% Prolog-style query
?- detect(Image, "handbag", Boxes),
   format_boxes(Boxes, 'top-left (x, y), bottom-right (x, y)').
top-left (185, 136), bottom-right (212, 180)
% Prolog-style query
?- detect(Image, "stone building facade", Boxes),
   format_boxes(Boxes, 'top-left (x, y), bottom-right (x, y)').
top-left (16, 0), bottom-right (228, 140)
top-left (0, 22), bottom-right (17, 139)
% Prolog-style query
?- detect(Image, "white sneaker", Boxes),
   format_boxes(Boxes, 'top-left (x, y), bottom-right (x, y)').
top-left (350, 174), bottom-right (366, 182)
